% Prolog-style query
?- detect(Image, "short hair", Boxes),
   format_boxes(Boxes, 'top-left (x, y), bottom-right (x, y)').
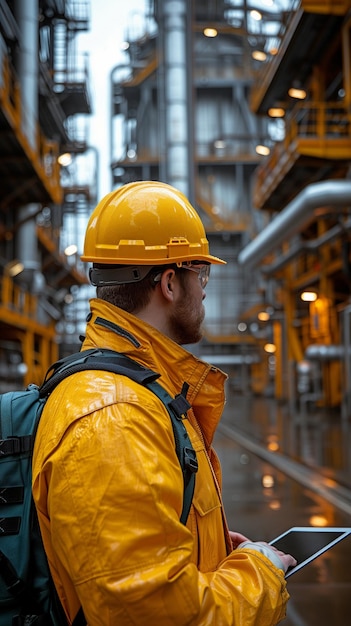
top-left (96, 265), bottom-right (188, 313)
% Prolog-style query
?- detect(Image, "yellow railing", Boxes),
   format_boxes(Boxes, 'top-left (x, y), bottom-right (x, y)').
top-left (0, 274), bottom-right (59, 386)
top-left (301, 0), bottom-right (351, 15)
top-left (289, 101), bottom-right (351, 138)
top-left (254, 101), bottom-right (351, 196)
top-left (0, 274), bottom-right (37, 319)
top-left (0, 48), bottom-right (62, 204)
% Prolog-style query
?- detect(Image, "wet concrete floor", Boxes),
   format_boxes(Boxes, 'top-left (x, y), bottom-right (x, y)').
top-left (215, 392), bottom-right (351, 625)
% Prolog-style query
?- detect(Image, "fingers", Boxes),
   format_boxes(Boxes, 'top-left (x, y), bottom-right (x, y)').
top-left (279, 553), bottom-right (297, 572)
top-left (230, 533), bottom-right (298, 574)
top-left (229, 531), bottom-right (251, 548)
top-left (269, 545), bottom-right (297, 567)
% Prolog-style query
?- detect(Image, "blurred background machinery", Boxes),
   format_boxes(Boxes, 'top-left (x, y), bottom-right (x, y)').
top-left (0, 0), bottom-right (97, 387)
top-left (110, 0), bottom-right (351, 429)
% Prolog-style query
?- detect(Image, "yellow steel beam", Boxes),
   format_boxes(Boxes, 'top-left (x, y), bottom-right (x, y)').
top-left (342, 15), bottom-right (351, 108)
top-left (196, 193), bottom-right (251, 232)
top-left (253, 101), bottom-right (351, 209)
top-left (301, 0), bottom-right (351, 15)
top-left (121, 55), bottom-right (158, 87)
top-left (203, 327), bottom-right (259, 345)
top-left (272, 320), bottom-right (282, 399)
top-left (0, 55), bottom-right (62, 204)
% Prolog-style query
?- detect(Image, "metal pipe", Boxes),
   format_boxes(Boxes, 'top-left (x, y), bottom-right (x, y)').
top-left (160, 0), bottom-right (191, 196)
top-left (14, 0), bottom-right (38, 148)
top-left (304, 344), bottom-right (348, 360)
top-left (13, 1), bottom-right (45, 316)
top-left (261, 241), bottom-right (304, 274)
top-left (262, 218), bottom-right (351, 274)
top-left (238, 180), bottom-right (351, 269)
top-left (200, 354), bottom-right (260, 365)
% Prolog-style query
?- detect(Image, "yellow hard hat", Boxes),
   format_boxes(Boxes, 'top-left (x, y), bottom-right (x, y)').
top-left (81, 181), bottom-right (226, 266)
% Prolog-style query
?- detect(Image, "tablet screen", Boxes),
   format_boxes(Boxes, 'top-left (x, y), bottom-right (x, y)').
top-left (269, 527), bottom-right (351, 578)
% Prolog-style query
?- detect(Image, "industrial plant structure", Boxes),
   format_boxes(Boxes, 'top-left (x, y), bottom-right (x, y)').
top-left (1, 0), bottom-right (351, 462)
top-left (110, 0), bottom-right (351, 428)
top-left (0, 0), bottom-right (95, 387)
top-left (1, 2), bottom-right (351, 620)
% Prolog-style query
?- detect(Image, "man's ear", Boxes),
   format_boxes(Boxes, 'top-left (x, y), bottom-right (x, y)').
top-left (159, 269), bottom-right (176, 301)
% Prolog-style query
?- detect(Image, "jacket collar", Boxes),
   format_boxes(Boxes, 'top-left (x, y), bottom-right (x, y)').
top-left (81, 299), bottom-right (227, 446)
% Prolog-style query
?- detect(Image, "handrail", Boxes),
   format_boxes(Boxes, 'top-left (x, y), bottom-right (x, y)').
top-left (289, 100), bottom-right (351, 137)
top-left (255, 100), bottom-right (351, 193)
top-left (0, 47), bottom-right (62, 203)
top-left (0, 274), bottom-right (37, 320)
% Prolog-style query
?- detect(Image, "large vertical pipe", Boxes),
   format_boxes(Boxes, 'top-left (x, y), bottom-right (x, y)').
top-left (13, 1), bottom-right (47, 322)
top-left (159, 0), bottom-right (193, 199)
top-left (14, 0), bottom-right (38, 148)
top-left (16, 204), bottom-right (41, 286)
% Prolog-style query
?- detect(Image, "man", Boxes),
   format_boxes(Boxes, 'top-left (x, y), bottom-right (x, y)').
top-left (33, 181), bottom-right (296, 625)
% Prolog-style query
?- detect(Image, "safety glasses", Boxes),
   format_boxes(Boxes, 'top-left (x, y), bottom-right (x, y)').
top-left (153, 263), bottom-right (211, 289)
top-left (180, 264), bottom-right (211, 288)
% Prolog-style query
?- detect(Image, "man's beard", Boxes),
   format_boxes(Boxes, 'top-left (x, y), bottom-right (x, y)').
top-left (168, 289), bottom-right (205, 345)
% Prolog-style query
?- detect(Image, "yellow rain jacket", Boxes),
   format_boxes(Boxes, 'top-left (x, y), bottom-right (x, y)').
top-left (32, 298), bottom-right (289, 625)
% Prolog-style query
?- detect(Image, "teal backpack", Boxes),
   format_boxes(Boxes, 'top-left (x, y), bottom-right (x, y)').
top-left (0, 348), bottom-right (198, 625)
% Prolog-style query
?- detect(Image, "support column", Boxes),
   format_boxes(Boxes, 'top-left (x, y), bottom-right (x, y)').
top-left (158, 0), bottom-right (194, 201)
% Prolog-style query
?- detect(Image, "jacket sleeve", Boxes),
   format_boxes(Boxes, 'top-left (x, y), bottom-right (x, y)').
top-left (33, 379), bottom-right (289, 626)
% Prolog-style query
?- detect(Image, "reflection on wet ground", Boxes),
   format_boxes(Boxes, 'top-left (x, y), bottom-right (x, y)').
top-left (222, 389), bottom-right (351, 488)
top-left (215, 389), bottom-right (351, 626)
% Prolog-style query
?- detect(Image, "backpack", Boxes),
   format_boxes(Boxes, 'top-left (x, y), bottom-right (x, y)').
top-left (0, 348), bottom-right (198, 626)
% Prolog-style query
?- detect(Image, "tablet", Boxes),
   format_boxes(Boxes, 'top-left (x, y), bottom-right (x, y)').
top-left (269, 526), bottom-right (351, 578)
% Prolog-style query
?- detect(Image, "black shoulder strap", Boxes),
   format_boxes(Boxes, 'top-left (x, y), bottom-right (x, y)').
top-left (41, 349), bottom-right (198, 626)
top-left (40, 348), bottom-right (197, 524)
top-left (145, 378), bottom-right (198, 524)
top-left (40, 348), bottom-right (159, 395)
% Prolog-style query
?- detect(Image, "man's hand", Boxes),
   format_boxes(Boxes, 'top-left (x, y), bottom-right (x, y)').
top-left (236, 539), bottom-right (297, 574)
top-left (267, 543), bottom-right (297, 573)
top-left (229, 531), bottom-right (251, 549)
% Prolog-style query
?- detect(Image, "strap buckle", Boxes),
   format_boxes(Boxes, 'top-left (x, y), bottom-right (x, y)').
top-left (184, 447), bottom-right (198, 474)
